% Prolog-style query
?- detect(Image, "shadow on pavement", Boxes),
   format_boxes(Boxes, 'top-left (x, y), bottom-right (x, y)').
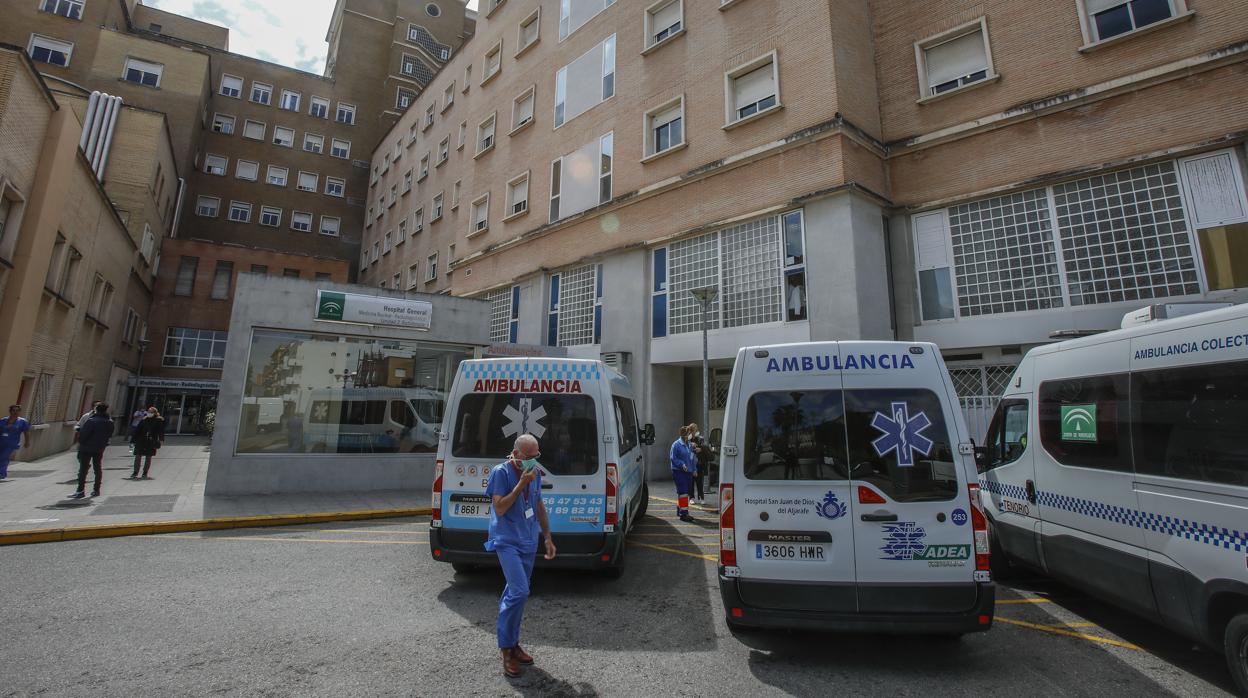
top-left (434, 512), bottom-right (717, 653)
top-left (505, 665), bottom-right (600, 697)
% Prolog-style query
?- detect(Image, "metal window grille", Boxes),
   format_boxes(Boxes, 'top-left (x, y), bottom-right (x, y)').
top-left (950, 188), bottom-right (1063, 317)
top-left (948, 367), bottom-right (985, 397)
top-left (407, 25), bottom-right (452, 64)
top-left (29, 373), bottom-right (55, 424)
top-left (1053, 162), bottom-right (1200, 306)
top-left (948, 364), bottom-right (1017, 397)
top-left (668, 232), bottom-right (720, 335)
top-left (557, 265), bottom-right (597, 346)
top-left (720, 216), bottom-right (782, 328)
top-left (984, 364), bottom-right (1016, 396)
top-left (486, 287), bottom-right (511, 343)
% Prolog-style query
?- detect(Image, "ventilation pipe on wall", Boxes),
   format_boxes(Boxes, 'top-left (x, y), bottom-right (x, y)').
top-left (78, 91), bottom-right (123, 181)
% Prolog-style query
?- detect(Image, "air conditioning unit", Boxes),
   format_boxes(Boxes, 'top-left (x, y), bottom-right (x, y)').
top-left (601, 351), bottom-right (630, 368)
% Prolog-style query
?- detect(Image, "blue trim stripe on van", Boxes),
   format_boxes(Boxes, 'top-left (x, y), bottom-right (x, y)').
top-left (979, 479), bottom-right (1247, 553)
top-left (464, 362), bottom-right (602, 381)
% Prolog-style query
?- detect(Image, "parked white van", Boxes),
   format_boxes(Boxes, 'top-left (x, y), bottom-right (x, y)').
top-left (717, 341), bottom-right (995, 635)
top-left (430, 358), bottom-right (654, 576)
top-left (977, 304), bottom-right (1248, 693)
top-left (302, 387), bottom-right (444, 453)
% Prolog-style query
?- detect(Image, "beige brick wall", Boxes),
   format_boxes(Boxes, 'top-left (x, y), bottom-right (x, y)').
top-left (0, 51), bottom-right (54, 310)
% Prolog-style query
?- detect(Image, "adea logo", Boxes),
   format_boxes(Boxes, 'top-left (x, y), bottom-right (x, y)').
top-left (317, 291), bottom-right (346, 321)
top-left (915, 545), bottom-right (970, 561)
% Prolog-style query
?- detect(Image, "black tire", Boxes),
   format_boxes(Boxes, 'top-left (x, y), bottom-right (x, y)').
top-left (599, 534), bottom-right (625, 579)
top-left (451, 563), bottom-right (476, 574)
top-left (636, 483), bottom-right (649, 520)
top-left (1225, 613), bottom-right (1248, 696)
top-left (988, 522), bottom-right (1016, 580)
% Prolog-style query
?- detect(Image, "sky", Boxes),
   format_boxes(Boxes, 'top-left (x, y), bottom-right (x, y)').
top-left (145, 0), bottom-right (477, 74)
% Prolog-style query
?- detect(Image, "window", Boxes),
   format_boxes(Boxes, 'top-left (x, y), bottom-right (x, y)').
top-left (309, 96), bottom-right (330, 118)
top-left (210, 261), bottom-right (234, 300)
top-left (518, 8), bottom-right (541, 54)
top-left (645, 0), bottom-right (683, 49)
top-left (1039, 374), bottom-right (1129, 471)
top-left (279, 89), bottom-right (301, 111)
top-left (401, 54), bottom-right (420, 77)
top-left (427, 252), bottom-right (438, 280)
top-left (260, 206), bottom-right (281, 227)
top-left (645, 98), bottom-right (683, 158)
top-left (463, 64), bottom-right (473, 92)
top-left (452, 180), bottom-right (461, 209)
top-left (916, 20), bottom-right (994, 98)
top-left (547, 264), bottom-right (598, 346)
top-left (726, 53), bottom-right (779, 125)
top-left (408, 263), bottom-right (420, 289)
top-left (303, 133), bottom-right (324, 153)
top-left (506, 173), bottom-right (529, 218)
top-left (599, 133), bottom-right (613, 203)
top-left (433, 193), bottom-right (444, 220)
top-left (742, 390), bottom-right (847, 481)
top-left (266, 165), bottom-right (288, 186)
top-left (384, 231), bottom-right (394, 253)
top-left (1083, 0), bottom-right (1182, 44)
top-left (283, 268), bottom-right (300, 278)
top-left (476, 114), bottom-right (497, 155)
top-left (325, 177), bottom-right (345, 197)
top-left (483, 41), bottom-right (503, 83)
top-left (389, 184), bottom-right (398, 206)
top-left (40, 0), bottom-right (83, 20)
top-left (423, 103), bottom-right (435, 129)
top-left (203, 154), bottom-right (227, 176)
top-left (250, 265), bottom-right (268, 275)
top-left (195, 196), bottom-right (220, 217)
top-left (174, 256), bottom-right (198, 296)
top-left (318, 216), bottom-right (340, 237)
top-left (249, 81), bottom-right (272, 104)
top-left (220, 74), bottom-right (242, 98)
top-left (163, 328), bottom-right (227, 369)
top-left (560, 0), bottom-right (616, 40)
top-left (487, 286), bottom-right (519, 343)
top-left (315, 272), bottom-right (332, 281)
top-left (123, 57), bottom-right (163, 86)
top-left (470, 194), bottom-right (490, 234)
top-left (554, 35), bottom-right (614, 128)
top-left (235, 160), bottom-right (258, 181)
top-left (782, 211), bottom-right (807, 321)
top-left (419, 153), bottom-right (430, 180)
top-left (371, 242), bottom-right (380, 263)
top-left (1132, 360), bottom-right (1248, 486)
top-left (242, 119), bottom-right (265, 140)
top-left (336, 102), bottom-right (356, 124)
top-left (29, 35), bottom-right (73, 66)
top-left (398, 88), bottom-right (417, 110)
top-left (272, 126), bottom-right (295, 148)
top-left (980, 399), bottom-right (1030, 472)
top-left (457, 121), bottom-right (467, 150)
top-left (549, 159), bottom-right (561, 222)
top-left (398, 219), bottom-right (408, 243)
top-left (512, 87), bottom-right (535, 131)
top-left (44, 236), bottom-right (80, 300)
top-left (330, 138), bottom-right (350, 158)
top-left (122, 307), bottom-right (142, 345)
top-left (438, 138), bottom-right (450, 164)
top-left (297, 171), bottom-right (317, 192)
top-left (444, 82), bottom-right (455, 109)
top-left (211, 113), bottom-right (235, 134)
top-left (290, 211), bottom-right (312, 232)
top-left (228, 201), bottom-right (252, 222)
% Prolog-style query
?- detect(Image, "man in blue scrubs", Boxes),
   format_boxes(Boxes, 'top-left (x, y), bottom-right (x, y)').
top-left (0, 405), bottom-right (32, 481)
top-left (485, 433), bottom-right (556, 679)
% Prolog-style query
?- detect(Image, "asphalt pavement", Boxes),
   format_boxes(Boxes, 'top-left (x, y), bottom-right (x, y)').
top-left (0, 496), bottom-right (1237, 697)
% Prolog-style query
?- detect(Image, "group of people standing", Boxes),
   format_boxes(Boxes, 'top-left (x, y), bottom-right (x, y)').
top-left (669, 422), bottom-right (712, 522)
top-left (68, 403), bottom-right (166, 498)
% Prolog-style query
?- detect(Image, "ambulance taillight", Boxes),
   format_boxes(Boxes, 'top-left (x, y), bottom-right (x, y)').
top-left (605, 463), bottom-right (619, 531)
top-left (431, 459), bottom-right (444, 526)
top-left (968, 483), bottom-right (990, 574)
top-left (720, 483), bottom-right (736, 567)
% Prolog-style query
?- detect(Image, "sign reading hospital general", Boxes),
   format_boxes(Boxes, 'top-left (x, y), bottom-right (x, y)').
top-left (315, 290), bottom-right (432, 330)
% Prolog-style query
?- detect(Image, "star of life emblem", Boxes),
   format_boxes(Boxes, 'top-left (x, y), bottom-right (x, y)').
top-left (870, 401), bottom-right (934, 467)
top-left (502, 398), bottom-right (546, 439)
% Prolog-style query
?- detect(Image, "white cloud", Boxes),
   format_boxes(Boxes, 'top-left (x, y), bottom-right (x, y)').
top-left (145, 0), bottom-right (336, 74)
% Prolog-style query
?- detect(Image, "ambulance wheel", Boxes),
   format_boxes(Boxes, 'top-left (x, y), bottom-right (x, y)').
top-left (636, 484), bottom-right (649, 520)
top-left (1225, 613), bottom-right (1248, 696)
top-left (451, 563), bottom-right (476, 574)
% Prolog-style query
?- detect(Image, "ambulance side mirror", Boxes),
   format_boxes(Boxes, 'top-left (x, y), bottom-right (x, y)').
top-left (640, 423), bottom-right (656, 446)
top-left (973, 445), bottom-right (990, 473)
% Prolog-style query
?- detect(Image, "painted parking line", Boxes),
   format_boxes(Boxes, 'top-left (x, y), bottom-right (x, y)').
top-left (993, 616), bottom-right (1142, 650)
top-left (628, 541), bottom-right (717, 562)
top-left (153, 534), bottom-right (427, 546)
top-left (996, 598), bottom-right (1053, 605)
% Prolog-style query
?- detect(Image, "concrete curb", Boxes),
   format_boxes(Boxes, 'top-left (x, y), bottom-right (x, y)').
top-left (0, 507), bottom-right (432, 546)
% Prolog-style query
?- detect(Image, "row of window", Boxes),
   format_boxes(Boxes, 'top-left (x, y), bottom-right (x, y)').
top-left (193, 196), bottom-right (342, 237)
top-left (199, 155), bottom-right (346, 197)
top-left (216, 75), bottom-right (356, 125)
top-left (373, 253), bottom-right (439, 291)
top-left (172, 256), bottom-right (334, 301)
top-left (209, 115), bottom-right (352, 160)
top-left (41, 232), bottom-right (144, 343)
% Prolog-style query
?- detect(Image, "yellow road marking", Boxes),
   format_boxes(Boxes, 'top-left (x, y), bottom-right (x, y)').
top-left (996, 598), bottom-right (1052, 604)
top-left (994, 616), bottom-right (1141, 650)
top-left (155, 534), bottom-right (426, 546)
top-left (629, 541), bottom-right (717, 561)
top-left (630, 532), bottom-right (716, 538)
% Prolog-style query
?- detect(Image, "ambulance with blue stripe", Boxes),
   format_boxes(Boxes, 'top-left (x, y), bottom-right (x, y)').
top-left (717, 341), bottom-right (995, 635)
top-left (429, 358), bottom-right (653, 576)
top-left (977, 303), bottom-right (1248, 694)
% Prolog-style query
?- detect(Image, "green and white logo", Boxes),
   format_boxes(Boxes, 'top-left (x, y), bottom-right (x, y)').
top-left (1060, 404), bottom-right (1097, 442)
top-left (316, 291), bottom-right (346, 321)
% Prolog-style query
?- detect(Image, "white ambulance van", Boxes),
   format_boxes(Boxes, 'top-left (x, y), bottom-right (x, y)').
top-left (717, 341), bottom-right (995, 635)
top-left (429, 358), bottom-right (654, 576)
top-left (977, 304), bottom-right (1248, 693)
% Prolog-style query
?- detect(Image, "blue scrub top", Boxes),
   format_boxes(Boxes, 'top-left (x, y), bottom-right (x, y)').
top-left (484, 461), bottom-right (542, 554)
top-left (0, 417), bottom-right (30, 451)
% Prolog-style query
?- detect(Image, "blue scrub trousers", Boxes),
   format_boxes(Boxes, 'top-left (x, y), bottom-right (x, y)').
top-left (495, 544), bottom-right (536, 649)
top-left (0, 449), bottom-right (14, 479)
top-left (672, 471), bottom-right (692, 517)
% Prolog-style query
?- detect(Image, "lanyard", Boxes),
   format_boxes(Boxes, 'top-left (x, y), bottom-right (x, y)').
top-left (513, 460), bottom-right (530, 505)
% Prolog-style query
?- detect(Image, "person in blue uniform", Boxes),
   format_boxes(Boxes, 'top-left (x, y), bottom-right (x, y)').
top-left (0, 405), bottom-right (32, 481)
top-left (485, 433), bottom-right (556, 679)
top-left (669, 425), bottom-right (696, 522)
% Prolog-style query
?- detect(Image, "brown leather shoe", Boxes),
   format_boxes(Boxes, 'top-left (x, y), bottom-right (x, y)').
top-left (512, 645), bottom-right (534, 665)
top-left (502, 648), bottom-right (521, 679)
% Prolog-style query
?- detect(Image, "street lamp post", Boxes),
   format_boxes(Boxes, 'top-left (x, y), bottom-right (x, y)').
top-left (689, 287), bottom-right (718, 446)
top-left (128, 338), bottom-right (150, 436)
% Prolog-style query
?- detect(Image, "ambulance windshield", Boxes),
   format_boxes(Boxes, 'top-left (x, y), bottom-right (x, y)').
top-left (451, 393), bottom-right (600, 476)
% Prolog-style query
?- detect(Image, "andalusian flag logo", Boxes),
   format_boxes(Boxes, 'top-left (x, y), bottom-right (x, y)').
top-left (1060, 404), bottom-right (1097, 442)
top-left (316, 291), bottom-right (346, 321)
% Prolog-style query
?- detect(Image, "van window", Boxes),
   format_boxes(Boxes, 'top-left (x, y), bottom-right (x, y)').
top-left (980, 399), bottom-right (1029, 472)
top-left (1038, 374), bottom-right (1129, 471)
top-left (308, 399), bottom-right (386, 425)
top-left (844, 389), bottom-right (958, 501)
top-left (1131, 360), bottom-right (1248, 487)
top-left (390, 400), bottom-right (415, 428)
top-left (452, 393), bottom-right (600, 475)
top-left (412, 398), bottom-right (444, 424)
top-left (743, 391), bottom-right (848, 480)
top-left (613, 395), bottom-right (638, 455)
